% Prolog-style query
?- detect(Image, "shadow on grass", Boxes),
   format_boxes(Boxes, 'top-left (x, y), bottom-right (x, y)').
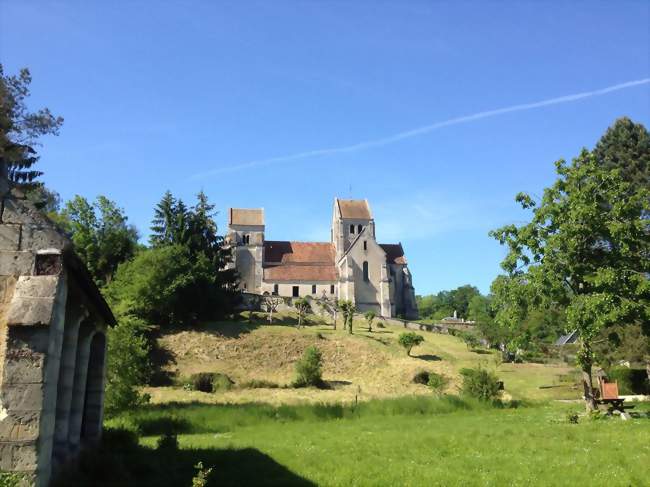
top-left (470, 349), bottom-right (492, 355)
top-left (416, 354), bottom-right (442, 362)
top-left (56, 438), bottom-right (316, 487)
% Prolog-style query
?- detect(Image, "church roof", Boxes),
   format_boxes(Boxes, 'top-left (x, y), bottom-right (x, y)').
top-left (263, 241), bottom-right (336, 282)
top-left (337, 199), bottom-right (372, 220)
top-left (229, 208), bottom-right (264, 226)
top-left (380, 243), bottom-right (407, 265)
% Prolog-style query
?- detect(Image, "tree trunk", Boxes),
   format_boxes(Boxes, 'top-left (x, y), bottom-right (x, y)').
top-left (582, 365), bottom-right (596, 412)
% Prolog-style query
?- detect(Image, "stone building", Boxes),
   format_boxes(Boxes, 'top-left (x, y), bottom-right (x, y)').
top-left (227, 198), bottom-right (418, 319)
top-left (0, 170), bottom-right (115, 485)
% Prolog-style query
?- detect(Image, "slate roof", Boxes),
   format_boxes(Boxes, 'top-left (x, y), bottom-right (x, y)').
top-left (229, 208), bottom-right (264, 226)
top-left (337, 199), bottom-right (372, 220)
top-left (380, 243), bottom-right (407, 265)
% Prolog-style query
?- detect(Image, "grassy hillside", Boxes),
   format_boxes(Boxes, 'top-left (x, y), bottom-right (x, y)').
top-left (147, 312), bottom-right (580, 405)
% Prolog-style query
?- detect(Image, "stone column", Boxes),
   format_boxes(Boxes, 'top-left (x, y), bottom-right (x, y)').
top-left (80, 333), bottom-right (106, 442)
top-left (52, 303), bottom-right (88, 466)
top-left (379, 264), bottom-right (392, 318)
top-left (66, 325), bottom-right (94, 455)
top-left (0, 274), bottom-right (68, 487)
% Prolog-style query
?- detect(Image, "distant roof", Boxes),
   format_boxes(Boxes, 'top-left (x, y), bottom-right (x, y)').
top-left (264, 241), bottom-right (334, 264)
top-left (380, 243), bottom-right (407, 265)
top-left (555, 330), bottom-right (578, 346)
top-left (337, 199), bottom-right (372, 220)
top-left (229, 208), bottom-right (264, 226)
top-left (263, 241), bottom-right (336, 282)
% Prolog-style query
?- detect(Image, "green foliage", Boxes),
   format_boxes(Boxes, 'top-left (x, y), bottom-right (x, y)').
top-left (565, 411), bottom-right (580, 424)
top-left (338, 300), bottom-right (356, 334)
top-left (460, 366), bottom-right (501, 402)
top-left (416, 285), bottom-right (481, 320)
top-left (294, 298), bottom-right (311, 328)
top-left (364, 310), bottom-right (376, 332)
top-left (593, 116), bottom-right (649, 192)
top-left (594, 323), bottom-right (650, 370)
top-left (189, 373), bottom-right (233, 393)
top-left (239, 379), bottom-right (279, 389)
top-left (412, 370), bottom-right (431, 384)
top-left (606, 367), bottom-right (650, 395)
top-left (398, 332), bottom-right (424, 356)
top-left (62, 195), bottom-right (139, 286)
top-left (0, 64), bottom-right (63, 187)
top-left (0, 471), bottom-right (25, 487)
top-left (294, 346), bottom-right (323, 387)
top-left (459, 331), bottom-right (480, 350)
top-left (192, 462), bottom-right (213, 487)
top-left (105, 316), bottom-right (151, 415)
top-left (428, 372), bottom-right (449, 395)
top-left (490, 146), bottom-right (650, 408)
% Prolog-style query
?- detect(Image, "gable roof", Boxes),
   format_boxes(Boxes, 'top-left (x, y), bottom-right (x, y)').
top-left (337, 199), bottom-right (372, 220)
top-left (229, 208), bottom-right (264, 226)
top-left (380, 243), bottom-right (407, 265)
top-left (263, 241), bottom-right (336, 282)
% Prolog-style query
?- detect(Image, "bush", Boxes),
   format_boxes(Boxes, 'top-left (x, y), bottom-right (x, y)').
top-left (0, 472), bottom-right (25, 487)
top-left (189, 373), bottom-right (233, 393)
top-left (105, 316), bottom-right (152, 415)
top-left (156, 431), bottom-right (179, 452)
top-left (428, 372), bottom-right (449, 395)
top-left (240, 379), bottom-right (279, 389)
top-left (566, 411), bottom-right (580, 424)
top-left (398, 332), bottom-right (425, 356)
top-left (412, 370), bottom-right (431, 384)
top-left (294, 346), bottom-right (323, 387)
top-left (460, 366), bottom-right (501, 402)
top-left (607, 367), bottom-right (650, 394)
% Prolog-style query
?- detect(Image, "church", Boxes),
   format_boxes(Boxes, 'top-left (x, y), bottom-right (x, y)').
top-left (226, 198), bottom-right (418, 319)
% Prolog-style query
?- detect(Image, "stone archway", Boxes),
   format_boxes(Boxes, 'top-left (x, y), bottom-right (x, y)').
top-left (80, 332), bottom-right (106, 442)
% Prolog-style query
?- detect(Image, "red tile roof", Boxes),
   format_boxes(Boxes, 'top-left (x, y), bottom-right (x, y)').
top-left (380, 243), bottom-right (407, 265)
top-left (263, 241), bottom-right (336, 282)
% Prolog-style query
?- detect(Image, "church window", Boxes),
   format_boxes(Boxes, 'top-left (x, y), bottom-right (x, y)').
top-left (330, 284), bottom-right (335, 294)
top-left (273, 284), bottom-right (279, 295)
top-left (243, 234), bottom-right (250, 244)
top-left (292, 286), bottom-right (299, 297)
top-left (358, 224), bottom-right (363, 233)
top-left (350, 224), bottom-right (355, 234)
top-left (312, 284), bottom-right (317, 294)
top-left (363, 240), bottom-right (367, 251)
top-left (363, 261), bottom-right (369, 282)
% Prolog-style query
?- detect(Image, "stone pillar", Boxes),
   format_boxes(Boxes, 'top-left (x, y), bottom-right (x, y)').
top-left (52, 303), bottom-right (88, 466)
top-left (0, 274), bottom-right (68, 487)
top-left (66, 325), bottom-right (94, 455)
top-left (379, 264), bottom-right (392, 318)
top-left (81, 333), bottom-right (106, 442)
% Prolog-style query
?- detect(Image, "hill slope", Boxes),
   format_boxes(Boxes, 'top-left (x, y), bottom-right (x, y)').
top-left (146, 313), bottom-right (579, 405)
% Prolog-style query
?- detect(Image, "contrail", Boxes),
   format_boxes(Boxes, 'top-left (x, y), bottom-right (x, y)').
top-left (191, 78), bottom-right (650, 178)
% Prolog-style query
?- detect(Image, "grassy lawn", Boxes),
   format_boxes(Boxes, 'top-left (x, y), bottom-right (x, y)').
top-left (94, 398), bottom-right (650, 487)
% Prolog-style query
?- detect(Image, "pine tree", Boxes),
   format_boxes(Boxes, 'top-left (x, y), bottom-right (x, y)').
top-left (150, 191), bottom-right (177, 247)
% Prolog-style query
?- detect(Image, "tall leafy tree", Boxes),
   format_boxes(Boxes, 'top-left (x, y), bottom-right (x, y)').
top-left (63, 195), bottom-right (139, 286)
top-left (0, 65), bottom-right (63, 186)
top-left (593, 117), bottom-right (649, 192)
top-left (490, 150), bottom-right (649, 411)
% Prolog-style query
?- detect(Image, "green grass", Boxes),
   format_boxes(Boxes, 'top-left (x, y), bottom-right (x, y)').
top-left (94, 398), bottom-right (650, 487)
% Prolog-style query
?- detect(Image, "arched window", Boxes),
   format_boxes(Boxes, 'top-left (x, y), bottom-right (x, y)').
top-left (363, 261), bottom-right (369, 282)
top-left (349, 224), bottom-right (355, 234)
top-left (358, 224), bottom-right (363, 233)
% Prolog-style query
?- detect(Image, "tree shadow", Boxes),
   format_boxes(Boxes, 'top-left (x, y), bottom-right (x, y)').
top-left (470, 349), bottom-right (492, 355)
top-left (416, 354), bottom-right (442, 362)
top-left (324, 380), bottom-right (352, 389)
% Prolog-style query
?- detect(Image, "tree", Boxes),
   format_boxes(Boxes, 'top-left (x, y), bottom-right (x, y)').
top-left (263, 295), bottom-right (283, 324)
top-left (338, 300), bottom-right (356, 334)
top-left (62, 195), bottom-right (139, 287)
top-left (460, 332), bottom-right (480, 350)
top-left (364, 310), bottom-right (376, 332)
top-left (398, 332), bottom-right (424, 356)
top-left (104, 316), bottom-right (151, 414)
top-left (294, 298), bottom-right (311, 328)
top-left (0, 65), bottom-right (63, 187)
top-left (490, 150), bottom-right (650, 411)
top-left (593, 117), bottom-right (649, 192)
top-left (150, 191), bottom-right (181, 247)
top-left (294, 346), bottom-right (323, 387)
top-left (316, 294), bottom-right (337, 329)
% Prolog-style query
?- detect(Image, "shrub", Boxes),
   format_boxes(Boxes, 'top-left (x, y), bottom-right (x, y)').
top-left (459, 331), bottom-right (480, 350)
top-left (412, 370), bottom-right (431, 384)
top-left (190, 373), bottom-right (233, 393)
top-left (192, 462), bottom-right (213, 487)
top-left (398, 332), bottom-right (424, 356)
top-left (460, 366), bottom-right (501, 402)
top-left (566, 411), bottom-right (580, 424)
top-left (294, 346), bottom-right (323, 387)
top-left (428, 372), bottom-right (449, 395)
top-left (607, 367), bottom-right (650, 394)
top-left (0, 471), bottom-right (25, 487)
top-left (364, 310), bottom-right (376, 332)
top-left (104, 316), bottom-right (152, 415)
top-left (240, 379), bottom-right (279, 389)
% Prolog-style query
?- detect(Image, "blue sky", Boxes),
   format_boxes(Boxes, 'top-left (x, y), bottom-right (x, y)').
top-left (1, 1), bottom-right (649, 295)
